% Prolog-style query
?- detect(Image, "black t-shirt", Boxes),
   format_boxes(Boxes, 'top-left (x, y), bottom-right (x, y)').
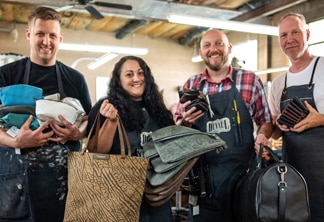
top-left (87, 98), bottom-right (161, 155)
top-left (0, 57), bottom-right (92, 150)
top-left (0, 57), bottom-right (92, 114)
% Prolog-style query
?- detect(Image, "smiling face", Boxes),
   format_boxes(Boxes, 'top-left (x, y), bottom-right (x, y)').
top-left (278, 15), bottom-right (309, 60)
top-left (26, 18), bottom-right (63, 66)
top-left (199, 29), bottom-right (232, 71)
top-left (119, 59), bottom-right (146, 101)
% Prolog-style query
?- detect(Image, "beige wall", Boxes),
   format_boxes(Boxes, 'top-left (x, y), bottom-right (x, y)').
top-left (0, 23), bottom-right (205, 108)
top-left (0, 23), bottom-right (285, 108)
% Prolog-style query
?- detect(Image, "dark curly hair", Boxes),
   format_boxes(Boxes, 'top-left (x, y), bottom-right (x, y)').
top-left (107, 55), bottom-right (174, 131)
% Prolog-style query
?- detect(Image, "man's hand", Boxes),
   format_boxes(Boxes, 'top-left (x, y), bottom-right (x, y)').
top-left (14, 115), bottom-right (54, 148)
top-left (291, 101), bottom-right (323, 133)
top-left (48, 115), bottom-right (83, 143)
top-left (176, 100), bottom-right (204, 126)
top-left (276, 101), bottom-right (323, 133)
top-left (254, 133), bottom-right (272, 154)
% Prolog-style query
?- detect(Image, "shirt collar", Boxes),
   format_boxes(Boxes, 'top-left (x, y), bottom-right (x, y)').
top-left (200, 66), bottom-right (235, 84)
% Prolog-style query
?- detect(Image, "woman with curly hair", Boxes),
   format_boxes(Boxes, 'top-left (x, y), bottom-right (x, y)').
top-left (86, 55), bottom-right (175, 222)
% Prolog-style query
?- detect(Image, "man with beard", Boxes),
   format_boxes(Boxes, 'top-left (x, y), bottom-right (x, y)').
top-left (174, 29), bottom-right (273, 222)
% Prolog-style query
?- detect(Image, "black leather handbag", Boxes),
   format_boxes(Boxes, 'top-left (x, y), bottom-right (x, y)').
top-left (233, 144), bottom-right (310, 222)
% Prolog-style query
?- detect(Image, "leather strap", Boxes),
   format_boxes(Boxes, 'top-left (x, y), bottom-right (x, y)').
top-left (278, 183), bottom-right (287, 222)
top-left (84, 112), bottom-right (131, 156)
top-left (278, 164), bottom-right (288, 222)
top-left (117, 116), bottom-right (131, 157)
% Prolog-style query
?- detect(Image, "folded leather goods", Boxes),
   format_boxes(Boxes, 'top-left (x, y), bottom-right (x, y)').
top-left (146, 160), bottom-right (187, 186)
top-left (151, 125), bottom-right (227, 163)
top-left (0, 84), bottom-right (43, 106)
top-left (144, 156), bottom-right (199, 207)
top-left (0, 105), bottom-right (35, 117)
top-left (185, 98), bottom-right (209, 112)
top-left (277, 96), bottom-right (309, 127)
top-left (143, 125), bottom-right (227, 187)
top-left (143, 125), bottom-right (227, 207)
top-left (36, 98), bottom-right (85, 126)
top-left (180, 88), bottom-right (209, 113)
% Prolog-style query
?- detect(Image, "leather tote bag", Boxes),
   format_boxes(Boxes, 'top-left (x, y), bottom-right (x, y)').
top-left (64, 114), bottom-right (149, 222)
top-left (233, 144), bottom-right (310, 222)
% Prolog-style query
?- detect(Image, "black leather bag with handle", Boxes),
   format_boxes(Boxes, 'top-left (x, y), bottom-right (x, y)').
top-left (233, 144), bottom-right (310, 222)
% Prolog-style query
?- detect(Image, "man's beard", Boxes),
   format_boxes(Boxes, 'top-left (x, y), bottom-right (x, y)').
top-left (204, 55), bottom-right (229, 71)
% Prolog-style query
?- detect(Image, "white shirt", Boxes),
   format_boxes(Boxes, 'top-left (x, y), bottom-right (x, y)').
top-left (268, 56), bottom-right (324, 116)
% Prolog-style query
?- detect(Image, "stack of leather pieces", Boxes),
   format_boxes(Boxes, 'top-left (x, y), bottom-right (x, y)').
top-left (277, 96), bottom-right (309, 127)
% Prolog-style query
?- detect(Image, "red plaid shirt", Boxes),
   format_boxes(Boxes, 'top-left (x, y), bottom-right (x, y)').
top-left (175, 66), bottom-right (272, 126)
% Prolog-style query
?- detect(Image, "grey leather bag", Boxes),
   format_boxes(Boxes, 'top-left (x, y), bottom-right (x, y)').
top-left (143, 125), bottom-right (227, 186)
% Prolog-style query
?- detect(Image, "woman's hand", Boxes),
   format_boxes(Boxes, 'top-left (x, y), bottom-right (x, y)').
top-left (100, 99), bottom-right (118, 121)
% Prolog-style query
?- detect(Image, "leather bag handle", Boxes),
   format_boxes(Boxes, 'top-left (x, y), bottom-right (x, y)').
top-left (256, 144), bottom-right (280, 169)
top-left (259, 144), bottom-right (287, 222)
top-left (116, 115), bottom-right (131, 158)
top-left (82, 112), bottom-right (131, 157)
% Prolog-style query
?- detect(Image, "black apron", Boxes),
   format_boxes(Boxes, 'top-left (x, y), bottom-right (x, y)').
top-left (280, 57), bottom-right (324, 222)
top-left (121, 104), bottom-right (174, 222)
top-left (0, 59), bottom-right (71, 222)
top-left (191, 70), bottom-right (255, 222)
top-left (138, 109), bottom-right (174, 222)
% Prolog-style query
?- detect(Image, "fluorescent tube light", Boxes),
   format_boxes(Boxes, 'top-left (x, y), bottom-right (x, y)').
top-left (191, 55), bottom-right (203, 63)
top-left (168, 14), bottom-right (278, 36)
top-left (254, 66), bottom-right (289, 75)
top-left (71, 57), bottom-right (95, 68)
top-left (60, 43), bottom-right (148, 55)
top-left (87, 53), bottom-right (118, 70)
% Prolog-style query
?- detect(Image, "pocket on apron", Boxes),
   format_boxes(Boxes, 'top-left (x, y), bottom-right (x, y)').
top-left (0, 171), bottom-right (32, 220)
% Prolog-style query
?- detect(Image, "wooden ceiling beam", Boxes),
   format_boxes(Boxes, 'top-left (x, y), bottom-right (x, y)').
top-left (232, 0), bottom-right (308, 22)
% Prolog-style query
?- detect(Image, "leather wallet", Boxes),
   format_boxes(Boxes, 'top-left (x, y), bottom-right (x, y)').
top-left (277, 96), bottom-right (309, 127)
top-left (180, 88), bottom-right (209, 113)
top-left (185, 99), bottom-right (209, 112)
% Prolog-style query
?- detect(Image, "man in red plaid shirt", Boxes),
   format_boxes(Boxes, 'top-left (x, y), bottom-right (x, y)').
top-left (175, 29), bottom-right (273, 222)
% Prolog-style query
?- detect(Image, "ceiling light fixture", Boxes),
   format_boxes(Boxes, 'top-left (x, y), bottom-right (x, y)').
top-left (59, 43), bottom-right (149, 55)
top-left (191, 55), bottom-right (203, 63)
top-left (254, 66), bottom-right (289, 75)
top-left (168, 14), bottom-right (278, 36)
top-left (87, 52), bottom-right (119, 70)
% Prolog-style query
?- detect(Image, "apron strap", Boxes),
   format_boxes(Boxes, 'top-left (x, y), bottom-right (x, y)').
top-left (24, 58), bottom-right (66, 98)
top-left (283, 56), bottom-right (320, 93)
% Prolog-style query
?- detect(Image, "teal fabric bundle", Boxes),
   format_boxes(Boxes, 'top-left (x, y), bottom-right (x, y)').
top-left (0, 113), bottom-right (39, 130)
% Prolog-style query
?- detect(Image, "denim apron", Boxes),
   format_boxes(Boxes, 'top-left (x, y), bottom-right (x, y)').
top-left (280, 57), bottom-right (324, 222)
top-left (114, 102), bottom-right (174, 222)
top-left (0, 59), bottom-right (73, 222)
top-left (191, 70), bottom-right (254, 222)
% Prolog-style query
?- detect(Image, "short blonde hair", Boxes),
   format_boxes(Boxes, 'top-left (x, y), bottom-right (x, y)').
top-left (278, 12), bottom-right (306, 25)
top-left (28, 6), bottom-right (61, 28)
